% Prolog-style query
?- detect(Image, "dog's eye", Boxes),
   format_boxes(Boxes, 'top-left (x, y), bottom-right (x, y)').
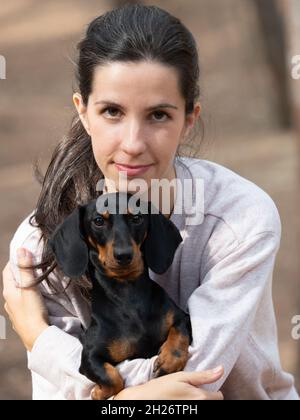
top-left (131, 214), bottom-right (143, 224)
top-left (93, 216), bottom-right (105, 227)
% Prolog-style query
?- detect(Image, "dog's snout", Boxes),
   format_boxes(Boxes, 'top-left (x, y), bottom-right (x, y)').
top-left (114, 248), bottom-right (133, 266)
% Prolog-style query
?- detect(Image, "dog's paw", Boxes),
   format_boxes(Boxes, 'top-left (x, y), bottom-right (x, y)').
top-left (153, 342), bottom-right (189, 378)
top-left (91, 382), bottom-right (124, 400)
top-left (91, 384), bottom-right (105, 400)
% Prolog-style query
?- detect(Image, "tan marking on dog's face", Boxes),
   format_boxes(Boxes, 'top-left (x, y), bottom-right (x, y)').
top-left (88, 235), bottom-right (97, 249)
top-left (101, 211), bottom-right (110, 220)
top-left (95, 240), bottom-right (112, 266)
top-left (94, 238), bottom-right (144, 282)
top-left (89, 208), bottom-right (147, 282)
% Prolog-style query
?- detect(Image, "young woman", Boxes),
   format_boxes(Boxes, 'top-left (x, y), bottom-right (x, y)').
top-left (2, 4), bottom-right (299, 400)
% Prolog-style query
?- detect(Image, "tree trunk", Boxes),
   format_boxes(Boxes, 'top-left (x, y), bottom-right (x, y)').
top-left (253, 0), bottom-right (292, 128)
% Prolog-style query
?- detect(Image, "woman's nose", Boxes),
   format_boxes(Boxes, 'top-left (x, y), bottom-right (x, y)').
top-left (120, 120), bottom-right (147, 155)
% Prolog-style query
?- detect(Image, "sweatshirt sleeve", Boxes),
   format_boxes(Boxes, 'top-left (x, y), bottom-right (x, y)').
top-left (9, 214), bottom-right (91, 399)
top-left (183, 230), bottom-right (281, 392)
top-left (26, 324), bottom-right (157, 398)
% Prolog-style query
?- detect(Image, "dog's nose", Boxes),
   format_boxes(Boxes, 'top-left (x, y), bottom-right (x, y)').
top-left (114, 249), bottom-right (133, 266)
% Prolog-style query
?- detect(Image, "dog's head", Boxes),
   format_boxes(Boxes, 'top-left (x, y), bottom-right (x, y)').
top-left (48, 192), bottom-right (183, 281)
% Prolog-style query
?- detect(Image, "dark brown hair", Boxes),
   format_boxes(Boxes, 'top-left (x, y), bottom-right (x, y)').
top-left (20, 4), bottom-right (203, 296)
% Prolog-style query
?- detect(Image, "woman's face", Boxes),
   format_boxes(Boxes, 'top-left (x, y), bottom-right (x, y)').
top-left (73, 61), bottom-right (200, 194)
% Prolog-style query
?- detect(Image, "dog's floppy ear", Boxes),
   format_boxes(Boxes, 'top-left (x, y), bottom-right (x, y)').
top-left (48, 206), bottom-right (88, 278)
top-left (142, 202), bottom-right (183, 274)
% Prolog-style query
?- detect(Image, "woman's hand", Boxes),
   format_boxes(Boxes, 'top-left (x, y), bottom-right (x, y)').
top-left (2, 248), bottom-right (49, 352)
top-left (115, 366), bottom-right (224, 400)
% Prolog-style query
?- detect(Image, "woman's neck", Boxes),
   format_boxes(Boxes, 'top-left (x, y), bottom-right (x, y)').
top-left (103, 164), bottom-right (177, 219)
top-left (134, 165), bottom-right (177, 219)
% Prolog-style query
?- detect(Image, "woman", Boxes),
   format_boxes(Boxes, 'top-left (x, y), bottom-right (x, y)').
top-left (2, 4), bottom-right (299, 400)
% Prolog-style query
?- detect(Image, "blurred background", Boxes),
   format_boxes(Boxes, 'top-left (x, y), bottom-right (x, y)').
top-left (0, 0), bottom-right (299, 399)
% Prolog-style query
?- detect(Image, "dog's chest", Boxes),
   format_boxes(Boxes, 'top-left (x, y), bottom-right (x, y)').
top-left (93, 290), bottom-right (153, 332)
top-left (90, 285), bottom-right (165, 360)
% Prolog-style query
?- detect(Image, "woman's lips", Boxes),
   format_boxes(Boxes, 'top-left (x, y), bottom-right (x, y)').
top-left (115, 163), bottom-right (153, 176)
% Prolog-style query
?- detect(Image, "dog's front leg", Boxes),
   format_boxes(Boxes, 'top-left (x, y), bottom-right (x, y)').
top-left (153, 315), bottom-right (192, 378)
top-left (80, 353), bottom-right (124, 400)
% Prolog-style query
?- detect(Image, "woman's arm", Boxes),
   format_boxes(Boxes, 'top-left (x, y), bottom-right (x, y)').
top-left (3, 249), bottom-right (96, 399)
top-left (182, 230), bottom-right (281, 392)
top-left (112, 230), bottom-right (282, 395)
top-left (2, 248), bottom-right (224, 400)
top-left (115, 229), bottom-right (282, 395)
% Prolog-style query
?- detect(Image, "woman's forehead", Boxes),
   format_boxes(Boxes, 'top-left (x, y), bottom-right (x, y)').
top-left (90, 61), bottom-right (183, 103)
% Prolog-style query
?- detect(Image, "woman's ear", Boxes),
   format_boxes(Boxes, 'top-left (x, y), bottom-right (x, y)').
top-left (142, 203), bottom-right (183, 274)
top-left (72, 92), bottom-right (91, 136)
top-left (48, 206), bottom-right (89, 278)
top-left (180, 102), bottom-right (202, 144)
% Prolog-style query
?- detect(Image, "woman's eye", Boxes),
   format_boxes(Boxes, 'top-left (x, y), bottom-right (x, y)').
top-left (93, 216), bottom-right (105, 227)
top-left (102, 107), bottom-right (121, 118)
top-left (101, 107), bottom-right (170, 122)
top-left (152, 111), bottom-right (170, 122)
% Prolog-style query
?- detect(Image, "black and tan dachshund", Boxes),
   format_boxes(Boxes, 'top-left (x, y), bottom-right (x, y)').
top-left (49, 192), bottom-right (192, 400)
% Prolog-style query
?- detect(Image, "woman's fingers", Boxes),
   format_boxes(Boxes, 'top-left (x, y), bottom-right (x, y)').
top-left (3, 249), bottom-right (43, 312)
top-left (17, 248), bottom-right (35, 288)
top-left (2, 248), bottom-right (36, 304)
top-left (2, 246), bottom-right (35, 297)
top-left (200, 390), bottom-right (224, 400)
top-left (178, 365), bottom-right (224, 387)
top-left (16, 249), bottom-right (48, 318)
top-left (2, 262), bottom-right (21, 302)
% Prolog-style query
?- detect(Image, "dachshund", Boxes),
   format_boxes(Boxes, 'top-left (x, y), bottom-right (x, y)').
top-left (49, 192), bottom-right (192, 400)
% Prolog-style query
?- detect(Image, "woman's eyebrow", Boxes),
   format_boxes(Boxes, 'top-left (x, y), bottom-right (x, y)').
top-left (94, 100), bottom-right (178, 111)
